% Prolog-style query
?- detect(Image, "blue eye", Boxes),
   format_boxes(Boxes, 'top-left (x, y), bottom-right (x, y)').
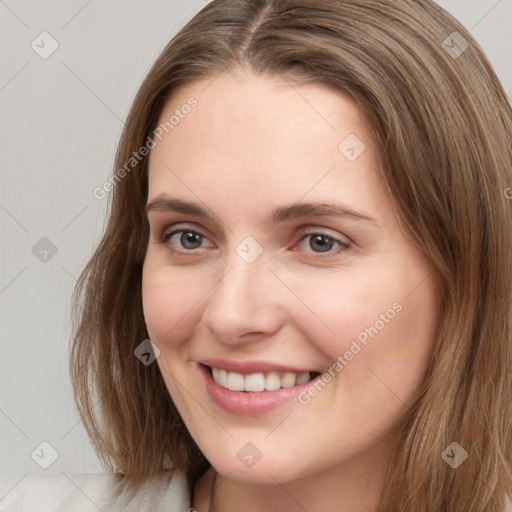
top-left (162, 230), bottom-right (213, 251)
top-left (159, 228), bottom-right (350, 257)
top-left (299, 233), bottom-right (349, 254)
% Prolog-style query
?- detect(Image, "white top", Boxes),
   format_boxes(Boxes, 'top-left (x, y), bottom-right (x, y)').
top-left (2, 470), bottom-right (511, 511)
top-left (0, 469), bottom-right (191, 512)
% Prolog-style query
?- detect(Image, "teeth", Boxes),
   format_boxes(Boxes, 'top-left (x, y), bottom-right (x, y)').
top-left (281, 372), bottom-right (297, 388)
top-left (211, 368), bottom-right (312, 392)
top-left (245, 373), bottom-right (266, 392)
top-left (265, 371), bottom-right (281, 391)
top-left (296, 372), bottom-right (310, 385)
top-left (227, 371), bottom-right (244, 391)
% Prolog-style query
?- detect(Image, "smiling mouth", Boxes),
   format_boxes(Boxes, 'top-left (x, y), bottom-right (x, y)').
top-left (204, 365), bottom-right (321, 392)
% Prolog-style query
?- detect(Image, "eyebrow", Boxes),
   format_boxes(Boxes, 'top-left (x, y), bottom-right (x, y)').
top-left (145, 195), bottom-right (377, 225)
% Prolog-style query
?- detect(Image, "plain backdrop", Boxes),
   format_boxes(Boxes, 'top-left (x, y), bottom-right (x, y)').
top-left (1, 0), bottom-right (511, 481)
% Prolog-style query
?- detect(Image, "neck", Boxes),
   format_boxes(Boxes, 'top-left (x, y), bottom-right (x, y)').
top-left (193, 454), bottom-right (387, 512)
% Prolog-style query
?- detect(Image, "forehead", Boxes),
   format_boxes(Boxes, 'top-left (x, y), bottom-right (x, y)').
top-left (156, 69), bottom-right (368, 143)
top-left (146, 70), bottom-right (385, 220)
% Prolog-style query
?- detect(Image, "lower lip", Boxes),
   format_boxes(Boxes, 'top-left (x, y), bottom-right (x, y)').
top-left (199, 364), bottom-right (317, 416)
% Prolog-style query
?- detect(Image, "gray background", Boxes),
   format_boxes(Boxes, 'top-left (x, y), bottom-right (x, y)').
top-left (1, 0), bottom-right (511, 481)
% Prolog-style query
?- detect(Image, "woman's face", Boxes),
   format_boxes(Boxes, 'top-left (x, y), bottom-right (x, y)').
top-left (142, 70), bottom-right (439, 485)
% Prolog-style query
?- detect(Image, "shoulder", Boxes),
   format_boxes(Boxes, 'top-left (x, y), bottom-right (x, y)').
top-left (0, 469), bottom-right (190, 512)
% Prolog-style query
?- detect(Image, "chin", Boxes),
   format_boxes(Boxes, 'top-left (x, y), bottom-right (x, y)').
top-left (203, 447), bottom-right (310, 484)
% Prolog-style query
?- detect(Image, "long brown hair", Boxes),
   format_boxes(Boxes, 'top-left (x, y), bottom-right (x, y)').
top-left (70, 0), bottom-right (512, 509)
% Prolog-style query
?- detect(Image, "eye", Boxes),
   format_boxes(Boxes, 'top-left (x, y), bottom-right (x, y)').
top-left (158, 227), bottom-right (349, 257)
top-left (296, 232), bottom-right (350, 255)
top-left (161, 229), bottom-right (214, 252)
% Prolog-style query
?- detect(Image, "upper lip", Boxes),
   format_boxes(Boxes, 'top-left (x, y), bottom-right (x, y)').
top-left (199, 358), bottom-right (317, 375)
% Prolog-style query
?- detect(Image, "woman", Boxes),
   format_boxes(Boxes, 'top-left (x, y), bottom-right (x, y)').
top-left (2, 0), bottom-right (511, 510)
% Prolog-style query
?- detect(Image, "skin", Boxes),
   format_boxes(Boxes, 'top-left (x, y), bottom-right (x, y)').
top-left (142, 69), bottom-right (440, 512)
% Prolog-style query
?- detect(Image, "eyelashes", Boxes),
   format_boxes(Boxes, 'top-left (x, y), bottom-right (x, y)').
top-left (159, 227), bottom-right (351, 258)
top-left (295, 233), bottom-right (349, 254)
top-left (162, 230), bottom-right (214, 251)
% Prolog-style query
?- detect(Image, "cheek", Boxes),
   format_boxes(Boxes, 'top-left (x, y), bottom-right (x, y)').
top-left (368, 271), bottom-right (439, 396)
top-left (288, 260), bottom-right (438, 397)
top-left (141, 263), bottom-right (209, 412)
top-left (284, 265), bottom-right (404, 355)
top-left (141, 263), bottom-right (208, 348)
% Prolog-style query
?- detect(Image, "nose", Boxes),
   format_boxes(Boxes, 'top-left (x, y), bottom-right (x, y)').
top-left (201, 255), bottom-right (285, 346)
